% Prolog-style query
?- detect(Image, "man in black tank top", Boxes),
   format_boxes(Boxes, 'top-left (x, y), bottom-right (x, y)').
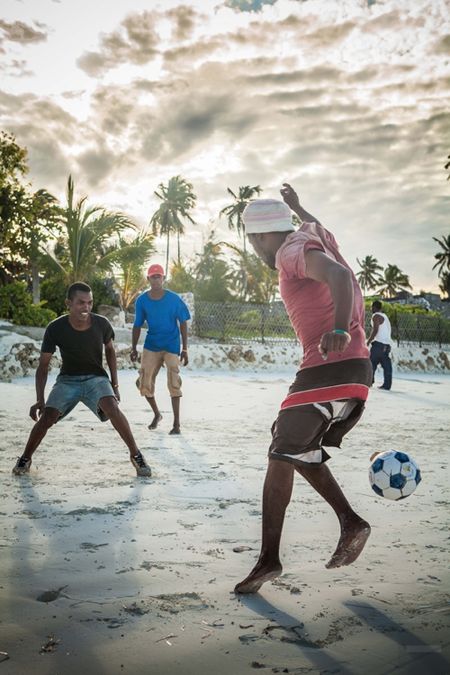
top-left (12, 282), bottom-right (151, 478)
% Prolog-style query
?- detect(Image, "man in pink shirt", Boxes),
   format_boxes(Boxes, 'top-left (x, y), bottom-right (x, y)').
top-left (235, 183), bottom-right (372, 594)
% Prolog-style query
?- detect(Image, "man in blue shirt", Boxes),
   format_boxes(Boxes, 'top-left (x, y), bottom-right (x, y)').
top-left (131, 264), bottom-right (191, 435)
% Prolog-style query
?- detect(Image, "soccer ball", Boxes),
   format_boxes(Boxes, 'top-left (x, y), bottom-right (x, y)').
top-left (369, 450), bottom-right (421, 501)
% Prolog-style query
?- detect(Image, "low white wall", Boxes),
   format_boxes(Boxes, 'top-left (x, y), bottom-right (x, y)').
top-left (1, 320), bottom-right (449, 381)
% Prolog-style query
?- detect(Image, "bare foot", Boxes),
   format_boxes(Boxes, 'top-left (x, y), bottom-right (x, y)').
top-left (169, 426), bottom-right (181, 435)
top-left (148, 413), bottom-right (162, 430)
top-left (325, 518), bottom-right (371, 569)
top-left (234, 561), bottom-right (282, 594)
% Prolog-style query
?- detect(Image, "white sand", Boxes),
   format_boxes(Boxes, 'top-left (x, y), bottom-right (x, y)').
top-left (0, 369), bottom-right (449, 674)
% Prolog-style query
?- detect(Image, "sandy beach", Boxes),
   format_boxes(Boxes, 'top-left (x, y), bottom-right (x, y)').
top-left (1, 368), bottom-right (449, 675)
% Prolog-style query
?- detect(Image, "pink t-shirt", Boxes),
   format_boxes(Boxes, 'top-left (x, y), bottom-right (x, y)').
top-left (275, 222), bottom-right (369, 369)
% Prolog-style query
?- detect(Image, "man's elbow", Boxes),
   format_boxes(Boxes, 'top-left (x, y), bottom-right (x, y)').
top-left (330, 265), bottom-right (352, 287)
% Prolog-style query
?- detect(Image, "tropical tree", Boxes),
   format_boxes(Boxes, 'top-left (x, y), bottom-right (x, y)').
top-left (439, 271), bottom-right (450, 300)
top-left (150, 175), bottom-right (196, 271)
top-left (193, 231), bottom-right (233, 302)
top-left (0, 132), bottom-right (61, 295)
top-left (377, 264), bottom-right (412, 298)
top-left (222, 242), bottom-right (278, 303)
top-left (219, 184), bottom-right (262, 254)
top-left (166, 261), bottom-right (195, 294)
top-left (26, 189), bottom-right (61, 303)
top-left (46, 176), bottom-right (135, 284)
top-left (356, 255), bottom-right (383, 294)
top-left (106, 230), bottom-right (156, 310)
top-left (432, 234), bottom-right (450, 278)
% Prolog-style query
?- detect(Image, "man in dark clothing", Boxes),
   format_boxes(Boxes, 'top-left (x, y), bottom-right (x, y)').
top-left (12, 282), bottom-right (151, 477)
top-left (367, 300), bottom-right (393, 390)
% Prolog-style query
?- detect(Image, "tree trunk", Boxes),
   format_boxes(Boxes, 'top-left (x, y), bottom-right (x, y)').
top-left (31, 260), bottom-right (40, 304)
top-left (177, 231), bottom-right (181, 265)
top-left (166, 231), bottom-right (170, 277)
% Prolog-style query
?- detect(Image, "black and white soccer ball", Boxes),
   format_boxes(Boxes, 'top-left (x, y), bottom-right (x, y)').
top-left (369, 450), bottom-right (421, 501)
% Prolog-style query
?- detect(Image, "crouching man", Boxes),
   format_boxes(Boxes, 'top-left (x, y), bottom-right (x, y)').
top-left (12, 282), bottom-right (152, 478)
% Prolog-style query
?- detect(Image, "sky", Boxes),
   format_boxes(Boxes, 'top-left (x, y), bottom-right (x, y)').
top-left (1, 0), bottom-right (449, 292)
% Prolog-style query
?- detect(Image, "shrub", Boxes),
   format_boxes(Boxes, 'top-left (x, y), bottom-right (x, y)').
top-left (0, 281), bottom-right (57, 326)
top-left (40, 273), bottom-right (67, 315)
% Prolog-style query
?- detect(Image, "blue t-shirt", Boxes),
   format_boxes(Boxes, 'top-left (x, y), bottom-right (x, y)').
top-left (134, 290), bottom-right (191, 354)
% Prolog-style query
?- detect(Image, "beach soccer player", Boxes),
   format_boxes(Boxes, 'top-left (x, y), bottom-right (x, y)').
top-left (130, 264), bottom-right (190, 435)
top-left (235, 184), bottom-right (372, 594)
top-left (12, 282), bottom-right (152, 478)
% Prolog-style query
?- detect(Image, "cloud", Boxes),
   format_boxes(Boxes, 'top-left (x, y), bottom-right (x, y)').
top-left (434, 35), bottom-right (450, 55)
top-left (0, 19), bottom-right (47, 44)
top-left (166, 5), bottom-right (199, 41)
top-left (76, 144), bottom-right (118, 187)
top-left (0, 91), bottom-right (80, 188)
top-left (77, 11), bottom-right (160, 76)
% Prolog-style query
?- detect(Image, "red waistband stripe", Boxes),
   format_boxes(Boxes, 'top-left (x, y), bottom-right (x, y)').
top-left (280, 383), bottom-right (369, 410)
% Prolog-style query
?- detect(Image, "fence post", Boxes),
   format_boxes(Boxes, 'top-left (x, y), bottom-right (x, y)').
top-left (417, 314), bottom-right (422, 347)
top-left (260, 304), bottom-right (266, 344)
top-left (394, 310), bottom-right (400, 347)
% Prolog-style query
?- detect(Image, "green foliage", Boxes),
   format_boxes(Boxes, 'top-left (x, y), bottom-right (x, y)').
top-left (219, 184), bottom-right (262, 253)
top-left (363, 298), bottom-right (439, 318)
top-left (150, 175), bottom-right (196, 269)
top-left (193, 231), bottom-right (234, 302)
top-left (105, 231), bottom-right (155, 309)
top-left (46, 175), bottom-right (135, 284)
top-left (356, 255), bottom-right (383, 293)
top-left (0, 281), bottom-right (56, 326)
top-left (90, 276), bottom-right (118, 311)
top-left (40, 273), bottom-right (67, 314)
top-left (0, 131), bottom-right (28, 185)
top-left (166, 261), bottom-right (195, 294)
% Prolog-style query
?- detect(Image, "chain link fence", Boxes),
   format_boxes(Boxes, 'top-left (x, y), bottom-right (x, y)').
top-left (193, 300), bottom-right (450, 347)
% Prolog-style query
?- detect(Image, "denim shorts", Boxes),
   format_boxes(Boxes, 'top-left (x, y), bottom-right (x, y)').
top-left (46, 374), bottom-right (115, 422)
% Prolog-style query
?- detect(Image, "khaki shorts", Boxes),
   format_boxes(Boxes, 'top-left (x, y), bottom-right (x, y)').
top-left (138, 349), bottom-right (182, 398)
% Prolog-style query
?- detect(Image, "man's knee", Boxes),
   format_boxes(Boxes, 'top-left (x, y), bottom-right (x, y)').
top-left (98, 396), bottom-right (119, 417)
top-left (40, 408), bottom-right (60, 428)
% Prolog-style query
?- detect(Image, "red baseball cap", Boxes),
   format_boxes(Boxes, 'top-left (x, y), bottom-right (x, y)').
top-left (147, 264), bottom-right (165, 277)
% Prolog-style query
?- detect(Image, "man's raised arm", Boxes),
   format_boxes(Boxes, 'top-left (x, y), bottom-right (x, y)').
top-left (280, 183), bottom-right (322, 226)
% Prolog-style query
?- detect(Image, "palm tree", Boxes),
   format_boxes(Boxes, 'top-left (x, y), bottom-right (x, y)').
top-left (432, 234), bottom-right (450, 277)
top-left (193, 231), bottom-right (234, 302)
top-left (46, 176), bottom-right (134, 283)
top-left (377, 264), bottom-right (412, 298)
top-left (439, 271), bottom-right (450, 300)
top-left (106, 231), bottom-right (155, 310)
top-left (356, 255), bottom-right (383, 294)
top-left (221, 242), bottom-right (278, 303)
top-left (219, 185), bottom-right (262, 254)
top-left (150, 176), bottom-right (196, 271)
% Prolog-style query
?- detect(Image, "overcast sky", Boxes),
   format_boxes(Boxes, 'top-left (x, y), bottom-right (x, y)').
top-left (1, 0), bottom-right (449, 292)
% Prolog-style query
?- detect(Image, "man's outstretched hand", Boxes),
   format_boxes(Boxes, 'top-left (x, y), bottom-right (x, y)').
top-left (280, 183), bottom-right (300, 211)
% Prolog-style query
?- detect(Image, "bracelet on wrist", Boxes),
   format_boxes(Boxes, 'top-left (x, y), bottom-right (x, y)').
top-left (112, 384), bottom-right (119, 388)
top-left (332, 329), bottom-right (350, 337)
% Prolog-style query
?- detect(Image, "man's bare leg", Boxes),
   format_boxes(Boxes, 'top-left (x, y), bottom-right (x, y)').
top-left (22, 408), bottom-right (60, 460)
top-left (235, 459), bottom-right (294, 594)
top-left (235, 458), bottom-right (371, 594)
top-left (295, 462), bottom-right (370, 569)
top-left (145, 396), bottom-right (162, 429)
top-left (169, 396), bottom-right (180, 435)
top-left (99, 397), bottom-right (140, 456)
